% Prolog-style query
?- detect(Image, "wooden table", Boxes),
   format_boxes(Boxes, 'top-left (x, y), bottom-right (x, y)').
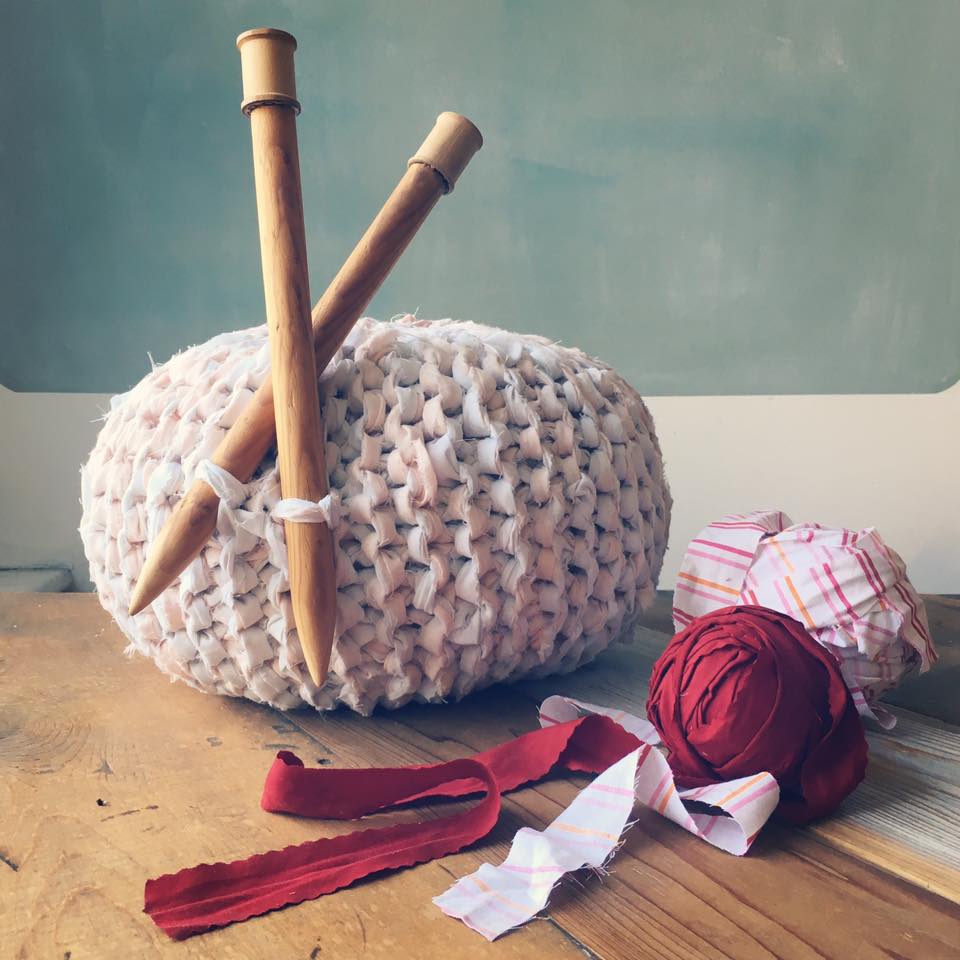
top-left (2, 593), bottom-right (958, 959)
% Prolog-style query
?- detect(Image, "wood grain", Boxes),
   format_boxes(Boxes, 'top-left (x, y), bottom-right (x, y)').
top-left (520, 629), bottom-right (960, 906)
top-left (244, 93), bottom-right (335, 686)
top-left (2, 593), bottom-right (959, 959)
top-left (886, 595), bottom-right (960, 724)
top-left (0, 594), bottom-right (579, 960)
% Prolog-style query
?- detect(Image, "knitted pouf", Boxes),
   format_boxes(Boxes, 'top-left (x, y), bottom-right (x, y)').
top-left (80, 316), bottom-right (671, 714)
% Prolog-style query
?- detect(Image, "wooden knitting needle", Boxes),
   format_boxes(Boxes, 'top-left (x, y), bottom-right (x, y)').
top-left (235, 27), bottom-right (333, 685)
top-left (128, 104), bottom-right (482, 639)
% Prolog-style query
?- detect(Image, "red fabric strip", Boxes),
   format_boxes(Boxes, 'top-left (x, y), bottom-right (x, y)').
top-left (145, 714), bottom-right (642, 940)
top-left (261, 713), bottom-right (642, 817)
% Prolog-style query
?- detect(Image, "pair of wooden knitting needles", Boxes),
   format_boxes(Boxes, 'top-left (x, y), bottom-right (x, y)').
top-left (128, 28), bottom-right (482, 687)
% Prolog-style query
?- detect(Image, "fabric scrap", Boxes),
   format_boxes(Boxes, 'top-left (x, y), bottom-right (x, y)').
top-left (145, 712), bottom-right (640, 939)
top-left (647, 607), bottom-right (866, 823)
top-left (434, 696), bottom-right (778, 940)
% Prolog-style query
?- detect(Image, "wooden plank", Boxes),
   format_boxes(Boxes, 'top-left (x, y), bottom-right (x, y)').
top-left (0, 594), bottom-right (582, 960)
top-left (292, 676), bottom-right (960, 960)
top-left (886, 595), bottom-right (960, 724)
top-left (2, 594), bottom-right (959, 959)
top-left (518, 629), bottom-right (960, 906)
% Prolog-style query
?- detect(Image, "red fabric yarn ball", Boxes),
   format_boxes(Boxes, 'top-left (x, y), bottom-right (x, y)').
top-left (647, 605), bottom-right (867, 823)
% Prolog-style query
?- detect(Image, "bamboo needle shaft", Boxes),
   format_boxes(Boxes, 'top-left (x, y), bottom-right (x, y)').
top-left (127, 96), bottom-right (482, 647)
top-left (236, 29), bottom-right (334, 685)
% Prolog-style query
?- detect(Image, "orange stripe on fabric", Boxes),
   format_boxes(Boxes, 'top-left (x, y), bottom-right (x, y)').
top-left (677, 572), bottom-right (740, 597)
top-left (551, 822), bottom-right (620, 842)
top-left (468, 876), bottom-right (531, 914)
top-left (656, 783), bottom-right (676, 814)
top-left (715, 772), bottom-right (769, 808)
top-left (771, 539), bottom-right (796, 574)
top-left (784, 576), bottom-right (815, 628)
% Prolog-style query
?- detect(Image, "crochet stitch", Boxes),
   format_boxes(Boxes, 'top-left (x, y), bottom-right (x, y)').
top-left (80, 316), bottom-right (671, 713)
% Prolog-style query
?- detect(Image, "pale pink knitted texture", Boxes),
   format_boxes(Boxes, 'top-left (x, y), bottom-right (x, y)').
top-left (80, 317), bottom-right (671, 713)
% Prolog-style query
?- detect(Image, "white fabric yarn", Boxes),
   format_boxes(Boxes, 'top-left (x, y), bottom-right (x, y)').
top-left (80, 316), bottom-right (671, 714)
top-left (196, 459), bottom-right (249, 509)
top-left (273, 494), bottom-right (339, 527)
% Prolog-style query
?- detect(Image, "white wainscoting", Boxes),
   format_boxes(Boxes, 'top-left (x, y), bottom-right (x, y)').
top-left (2, 381), bottom-right (957, 593)
top-left (646, 381), bottom-right (959, 593)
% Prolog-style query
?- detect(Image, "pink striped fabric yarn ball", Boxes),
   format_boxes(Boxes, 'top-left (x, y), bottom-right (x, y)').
top-left (673, 510), bottom-right (935, 727)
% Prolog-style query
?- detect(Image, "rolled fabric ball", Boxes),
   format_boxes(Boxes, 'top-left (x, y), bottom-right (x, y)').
top-left (672, 510), bottom-right (936, 727)
top-left (648, 604), bottom-right (868, 823)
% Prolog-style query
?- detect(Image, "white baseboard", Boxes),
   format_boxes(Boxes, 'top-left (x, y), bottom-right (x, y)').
top-left (646, 381), bottom-right (960, 594)
top-left (0, 386), bottom-right (111, 588)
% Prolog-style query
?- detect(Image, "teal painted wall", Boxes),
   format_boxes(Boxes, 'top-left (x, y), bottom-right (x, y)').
top-left (2, 0), bottom-right (959, 395)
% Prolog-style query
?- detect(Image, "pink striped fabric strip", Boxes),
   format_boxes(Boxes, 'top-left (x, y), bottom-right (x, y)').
top-left (434, 696), bottom-right (779, 940)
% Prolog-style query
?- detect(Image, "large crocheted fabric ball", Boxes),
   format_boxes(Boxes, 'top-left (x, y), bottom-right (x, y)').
top-left (80, 317), bottom-right (671, 714)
